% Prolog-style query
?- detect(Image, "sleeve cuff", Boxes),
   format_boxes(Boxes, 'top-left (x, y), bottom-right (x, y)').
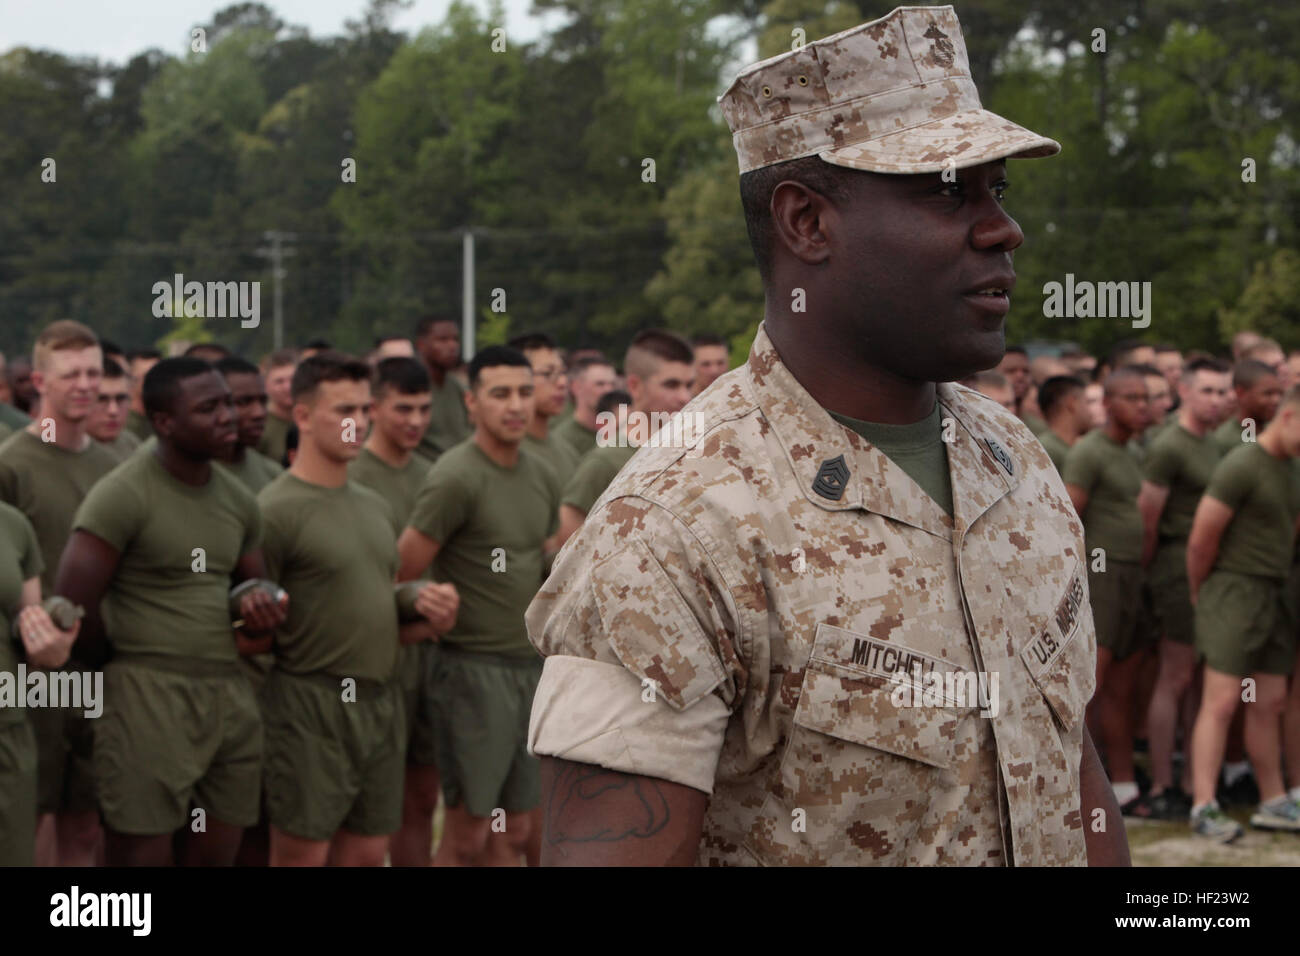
top-left (528, 654), bottom-right (729, 795)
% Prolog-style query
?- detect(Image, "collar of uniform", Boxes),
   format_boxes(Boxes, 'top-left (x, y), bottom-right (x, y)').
top-left (745, 323), bottom-right (1018, 536)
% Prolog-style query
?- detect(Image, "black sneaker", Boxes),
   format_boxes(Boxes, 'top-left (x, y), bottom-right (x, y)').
top-left (1218, 772), bottom-right (1260, 808)
top-left (1126, 788), bottom-right (1193, 821)
top-left (1134, 764), bottom-right (1152, 794)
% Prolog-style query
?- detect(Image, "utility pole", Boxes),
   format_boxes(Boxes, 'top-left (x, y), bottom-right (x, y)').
top-left (462, 227), bottom-right (475, 361)
top-left (256, 231), bottom-right (297, 349)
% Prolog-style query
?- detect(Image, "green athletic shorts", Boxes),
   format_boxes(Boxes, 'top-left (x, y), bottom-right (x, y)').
top-left (1150, 542), bottom-right (1195, 645)
top-left (1196, 570), bottom-right (1297, 677)
top-left (262, 668), bottom-right (404, 842)
top-left (401, 642), bottom-right (441, 767)
top-left (30, 664), bottom-right (97, 815)
top-left (0, 718), bottom-right (37, 866)
top-left (95, 655), bottom-right (262, 835)
top-left (433, 646), bottom-right (542, 818)
top-left (1089, 559), bottom-right (1150, 660)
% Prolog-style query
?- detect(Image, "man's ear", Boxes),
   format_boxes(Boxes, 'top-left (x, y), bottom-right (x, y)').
top-left (291, 400), bottom-right (309, 431)
top-left (770, 180), bottom-right (833, 269)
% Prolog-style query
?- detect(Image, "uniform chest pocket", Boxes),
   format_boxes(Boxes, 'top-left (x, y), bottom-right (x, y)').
top-left (1020, 565), bottom-right (1097, 732)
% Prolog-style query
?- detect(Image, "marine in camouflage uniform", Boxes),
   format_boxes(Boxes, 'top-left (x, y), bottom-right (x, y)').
top-left (526, 5), bottom-right (1123, 866)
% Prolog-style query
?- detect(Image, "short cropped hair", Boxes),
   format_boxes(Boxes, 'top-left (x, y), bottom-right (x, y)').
top-left (624, 329), bottom-right (694, 381)
top-left (214, 356), bottom-right (260, 379)
top-left (507, 332), bottom-right (557, 354)
top-left (468, 346), bottom-right (532, 390)
top-left (596, 389), bottom-right (632, 417)
top-left (291, 351), bottom-right (371, 403)
top-left (33, 320), bottom-right (99, 371)
top-left (1182, 356), bottom-right (1230, 381)
top-left (738, 155), bottom-right (855, 284)
top-left (143, 357), bottom-right (219, 417)
top-left (373, 357), bottom-right (432, 399)
top-left (1037, 375), bottom-right (1085, 417)
top-left (102, 357), bottom-right (128, 379)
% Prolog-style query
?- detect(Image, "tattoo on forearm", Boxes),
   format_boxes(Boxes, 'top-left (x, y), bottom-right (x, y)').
top-left (546, 764), bottom-right (671, 844)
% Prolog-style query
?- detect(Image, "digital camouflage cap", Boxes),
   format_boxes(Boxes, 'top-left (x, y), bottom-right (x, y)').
top-left (718, 4), bottom-right (1061, 175)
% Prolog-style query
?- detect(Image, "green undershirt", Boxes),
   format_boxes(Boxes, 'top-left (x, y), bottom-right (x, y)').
top-left (829, 403), bottom-right (953, 517)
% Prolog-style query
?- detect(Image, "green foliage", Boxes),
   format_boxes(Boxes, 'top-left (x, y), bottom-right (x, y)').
top-left (1219, 249), bottom-right (1300, 350)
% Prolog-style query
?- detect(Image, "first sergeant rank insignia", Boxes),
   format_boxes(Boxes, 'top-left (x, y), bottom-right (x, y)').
top-left (813, 455), bottom-right (850, 500)
top-left (985, 438), bottom-right (1013, 476)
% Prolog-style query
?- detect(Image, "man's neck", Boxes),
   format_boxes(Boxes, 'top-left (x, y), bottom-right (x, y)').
top-left (573, 405), bottom-right (598, 431)
top-left (365, 431), bottom-right (412, 468)
top-left (474, 429), bottom-right (520, 468)
top-left (526, 413), bottom-right (550, 441)
top-left (27, 411), bottom-right (89, 451)
top-left (153, 442), bottom-right (211, 486)
top-left (290, 442), bottom-right (349, 488)
top-left (1259, 427), bottom-right (1288, 460)
top-left (1178, 407), bottom-right (1210, 438)
top-left (766, 317), bottom-right (935, 424)
top-left (225, 444), bottom-right (249, 465)
top-left (1046, 416), bottom-right (1081, 446)
top-left (425, 362), bottom-right (446, 389)
top-left (1103, 420), bottom-right (1135, 445)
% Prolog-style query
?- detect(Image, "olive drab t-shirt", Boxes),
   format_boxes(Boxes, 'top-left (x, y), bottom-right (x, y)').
top-left (1142, 424), bottom-right (1221, 541)
top-left (0, 503), bottom-right (43, 725)
top-left (0, 430), bottom-right (120, 593)
top-left (415, 374), bottom-right (471, 465)
top-left (73, 451), bottom-right (262, 662)
top-left (828, 403), bottom-right (953, 517)
top-left (125, 409), bottom-right (152, 441)
top-left (552, 413), bottom-right (598, 459)
top-left (99, 429), bottom-right (141, 464)
top-left (408, 441), bottom-right (560, 658)
top-left (1210, 416), bottom-right (1249, 457)
top-left (0, 403), bottom-right (29, 431)
top-left (1204, 443), bottom-right (1299, 580)
top-left (219, 448), bottom-right (283, 495)
top-left (1036, 429), bottom-right (1071, 476)
top-left (257, 474), bottom-right (400, 682)
top-left (1063, 429), bottom-right (1143, 564)
top-left (257, 414), bottom-right (292, 466)
top-left (524, 431), bottom-right (580, 490)
top-left (562, 443), bottom-right (637, 516)
top-left (347, 448), bottom-right (431, 530)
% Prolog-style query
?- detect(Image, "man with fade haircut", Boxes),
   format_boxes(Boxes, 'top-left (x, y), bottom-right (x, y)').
top-left (691, 332), bottom-right (731, 397)
top-left (526, 6), bottom-right (1126, 867)
top-left (509, 332), bottom-right (581, 488)
top-left (1186, 385), bottom-right (1300, 841)
top-left (258, 352), bottom-right (455, 867)
top-left (1035, 375), bottom-right (1090, 475)
top-left (1153, 345), bottom-right (1183, 404)
top-left (185, 342), bottom-right (232, 363)
top-left (257, 349), bottom-right (298, 465)
top-left (125, 348), bottom-right (161, 440)
top-left (398, 345), bottom-right (562, 867)
top-left (346, 356), bottom-right (444, 867)
top-left (1241, 338), bottom-right (1290, 390)
top-left (56, 357), bottom-right (288, 866)
top-left (555, 330), bottom-right (695, 551)
top-left (413, 315), bottom-right (471, 465)
top-left (213, 357), bottom-right (283, 494)
top-left (959, 368), bottom-right (1015, 413)
top-left (0, 320), bottom-right (119, 867)
top-left (86, 357), bottom-right (142, 463)
top-left (1060, 348), bottom-right (1096, 378)
top-left (1133, 362), bottom-right (1174, 444)
top-left (1064, 366), bottom-right (1151, 815)
top-left (1231, 331), bottom-right (1263, 361)
top-left (373, 335), bottom-right (415, 360)
top-left (1210, 358), bottom-right (1283, 456)
top-left (1128, 357), bottom-right (1232, 820)
top-left (552, 355), bottom-right (618, 458)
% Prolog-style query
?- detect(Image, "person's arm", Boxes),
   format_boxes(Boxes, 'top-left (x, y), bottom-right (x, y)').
top-left (231, 549), bottom-right (288, 654)
top-left (1065, 483), bottom-right (1089, 517)
top-left (1137, 480), bottom-right (1170, 568)
top-left (1079, 724), bottom-right (1130, 866)
top-left (1186, 496), bottom-right (1234, 605)
top-left (16, 578), bottom-right (80, 670)
top-left (538, 757), bottom-right (708, 866)
top-left (552, 504), bottom-right (585, 553)
top-left (397, 527), bottom-right (441, 582)
top-left (53, 529), bottom-right (121, 666)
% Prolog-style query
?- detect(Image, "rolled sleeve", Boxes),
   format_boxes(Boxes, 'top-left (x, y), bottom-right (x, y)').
top-left (528, 655), bottom-right (729, 794)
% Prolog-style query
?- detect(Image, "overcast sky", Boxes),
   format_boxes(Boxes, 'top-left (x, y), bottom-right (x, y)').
top-left (1, 0), bottom-right (560, 64)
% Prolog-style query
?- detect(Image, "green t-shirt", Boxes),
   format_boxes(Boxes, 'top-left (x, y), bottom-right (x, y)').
top-left (562, 443), bottom-right (637, 515)
top-left (1062, 428), bottom-right (1143, 563)
top-left (1021, 412), bottom-right (1049, 436)
top-left (98, 429), bottom-right (141, 464)
top-left (524, 430), bottom-right (580, 490)
top-left (219, 447), bottom-right (283, 494)
top-left (0, 430), bottom-right (120, 593)
top-left (125, 409), bottom-right (152, 441)
top-left (408, 441), bottom-right (560, 657)
top-left (258, 473), bottom-right (400, 681)
top-left (1037, 429), bottom-right (1071, 476)
top-left (829, 403), bottom-right (953, 517)
top-left (0, 403), bottom-right (30, 431)
top-left (553, 413), bottom-right (598, 459)
top-left (0, 422), bottom-right (11, 444)
top-left (0, 502), bottom-right (43, 724)
top-left (1210, 417), bottom-right (1251, 457)
top-left (348, 447), bottom-right (431, 530)
top-left (256, 413), bottom-right (292, 466)
top-left (1204, 442), bottom-right (1299, 580)
top-left (73, 451), bottom-right (262, 662)
top-left (415, 374), bottom-right (471, 465)
top-left (1142, 423), bottom-right (1221, 542)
